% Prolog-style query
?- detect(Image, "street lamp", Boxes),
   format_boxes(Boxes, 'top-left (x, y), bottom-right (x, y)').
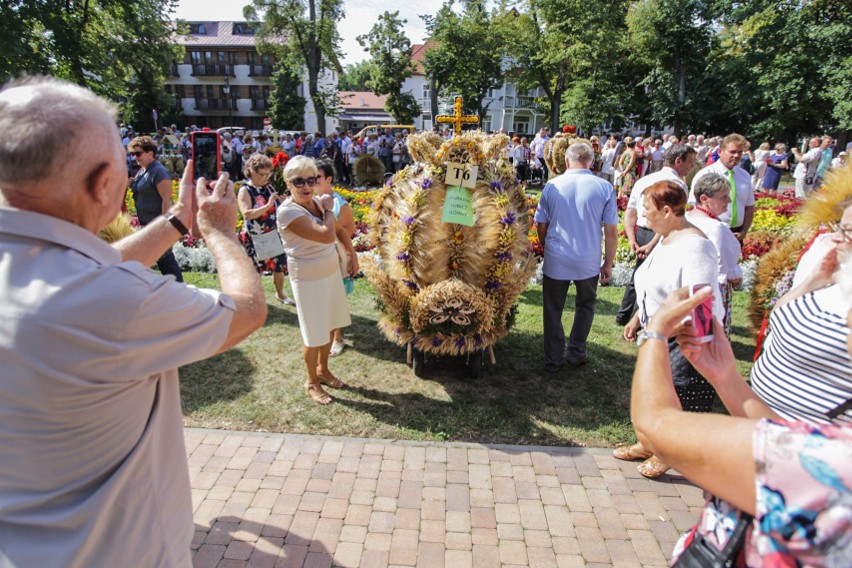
top-left (223, 77), bottom-right (233, 125)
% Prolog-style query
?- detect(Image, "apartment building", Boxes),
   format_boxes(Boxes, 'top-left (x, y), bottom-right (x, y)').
top-left (166, 21), bottom-right (336, 133)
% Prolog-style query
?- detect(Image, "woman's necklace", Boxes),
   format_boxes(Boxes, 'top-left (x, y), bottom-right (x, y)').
top-left (694, 206), bottom-right (717, 220)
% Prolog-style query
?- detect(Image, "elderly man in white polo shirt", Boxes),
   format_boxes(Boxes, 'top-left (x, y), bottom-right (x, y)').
top-left (689, 133), bottom-right (755, 243)
top-left (615, 143), bottom-right (696, 325)
top-left (0, 77), bottom-right (267, 566)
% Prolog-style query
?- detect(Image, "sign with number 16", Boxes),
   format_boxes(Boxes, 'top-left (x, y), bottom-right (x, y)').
top-left (446, 162), bottom-right (478, 189)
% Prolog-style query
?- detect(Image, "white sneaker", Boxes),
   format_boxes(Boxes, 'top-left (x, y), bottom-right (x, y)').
top-left (329, 340), bottom-right (345, 357)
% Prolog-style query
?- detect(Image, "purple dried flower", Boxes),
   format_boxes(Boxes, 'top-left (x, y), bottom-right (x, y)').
top-left (396, 252), bottom-right (410, 261)
top-left (499, 212), bottom-right (516, 226)
top-left (454, 336), bottom-right (466, 348)
top-left (496, 251), bottom-right (513, 261)
top-left (386, 177), bottom-right (393, 187)
top-left (485, 281), bottom-right (501, 290)
top-left (473, 334), bottom-right (483, 347)
top-left (422, 178), bottom-right (432, 189)
top-left (489, 181), bottom-right (503, 191)
top-left (403, 279), bottom-right (419, 291)
top-left (431, 336), bottom-right (442, 347)
top-left (402, 216), bottom-right (415, 225)
top-left (515, 177), bottom-right (521, 184)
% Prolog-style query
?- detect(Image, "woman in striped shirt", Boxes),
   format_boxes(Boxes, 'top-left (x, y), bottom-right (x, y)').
top-left (750, 198), bottom-right (852, 425)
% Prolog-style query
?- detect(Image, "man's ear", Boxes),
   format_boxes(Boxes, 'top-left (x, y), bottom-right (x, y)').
top-left (84, 162), bottom-right (113, 205)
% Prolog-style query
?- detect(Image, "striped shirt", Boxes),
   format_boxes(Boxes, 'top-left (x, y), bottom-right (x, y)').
top-left (751, 285), bottom-right (852, 424)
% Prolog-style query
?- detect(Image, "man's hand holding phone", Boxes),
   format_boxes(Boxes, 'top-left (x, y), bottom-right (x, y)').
top-left (195, 170), bottom-right (237, 239)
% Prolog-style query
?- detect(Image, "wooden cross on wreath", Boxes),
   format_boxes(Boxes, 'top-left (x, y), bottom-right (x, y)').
top-left (436, 96), bottom-right (479, 136)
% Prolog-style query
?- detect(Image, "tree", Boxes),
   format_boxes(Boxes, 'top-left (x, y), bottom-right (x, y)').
top-left (338, 60), bottom-right (373, 91)
top-left (386, 92), bottom-right (422, 124)
top-left (246, 0), bottom-right (344, 134)
top-left (356, 11), bottom-right (419, 127)
top-left (707, 0), bottom-right (852, 142)
top-left (422, 0), bottom-right (504, 122)
top-left (1, 0), bottom-right (182, 131)
top-left (626, 0), bottom-right (716, 135)
top-left (500, 0), bottom-right (632, 133)
top-left (269, 66), bottom-right (307, 130)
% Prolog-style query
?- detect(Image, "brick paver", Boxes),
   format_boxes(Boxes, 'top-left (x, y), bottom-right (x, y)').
top-left (188, 429), bottom-right (698, 567)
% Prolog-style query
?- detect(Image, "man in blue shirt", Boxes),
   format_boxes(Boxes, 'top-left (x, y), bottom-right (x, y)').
top-left (534, 142), bottom-right (619, 372)
top-left (312, 131), bottom-right (326, 159)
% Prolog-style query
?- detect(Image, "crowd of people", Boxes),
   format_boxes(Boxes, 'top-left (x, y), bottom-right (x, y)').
top-left (1, 75), bottom-right (850, 566)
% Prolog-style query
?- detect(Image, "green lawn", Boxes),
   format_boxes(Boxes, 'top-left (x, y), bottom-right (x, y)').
top-left (180, 273), bottom-right (756, 448)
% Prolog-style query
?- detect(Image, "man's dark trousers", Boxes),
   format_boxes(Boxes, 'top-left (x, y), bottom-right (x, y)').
top-left (615, 225), bottom-right (655, 324)
top-left (543, 273), bottom-right (599, 371)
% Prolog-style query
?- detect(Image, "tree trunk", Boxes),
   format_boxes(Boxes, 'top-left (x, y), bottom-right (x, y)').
top-left (430, 76), bottom-right (439, 126)
top-left (307, 0), bottom-right (325, 134)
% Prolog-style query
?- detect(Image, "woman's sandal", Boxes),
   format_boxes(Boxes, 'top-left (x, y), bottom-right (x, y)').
top-left (638, 455), bottom-right (671, 479)
top-left (316, 369), bottom-right (347, 389)
top-left (613, 443), bottom-right (653, 461)
top-left (305, 383), bottom-right (333, 405)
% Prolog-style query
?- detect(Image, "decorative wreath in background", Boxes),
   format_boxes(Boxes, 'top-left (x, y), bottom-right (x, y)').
top-left (749, 165), bottom-right (852, 340)
top-left (361, 130), bottom-right (537, 355)
top-left (354, 154), bottom-right (385, 186)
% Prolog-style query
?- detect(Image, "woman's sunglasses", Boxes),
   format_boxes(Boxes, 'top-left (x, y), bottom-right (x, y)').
top-left (290, 176), bottom-right (317, 188)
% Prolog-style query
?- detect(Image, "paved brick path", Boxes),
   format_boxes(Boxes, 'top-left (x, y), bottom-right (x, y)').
top-left (187, 429), bottom-right (703, 568)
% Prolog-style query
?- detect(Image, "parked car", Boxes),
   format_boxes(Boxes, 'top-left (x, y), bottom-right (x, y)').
top-left (355, 124), bottom-right (416, 140)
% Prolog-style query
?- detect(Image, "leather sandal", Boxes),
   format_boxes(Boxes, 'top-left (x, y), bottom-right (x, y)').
top-left (638, 455), bottom-right (671, 478)
top-left (305, 383), bottom-right (333, 405)
top-left (613, 443), bottom-right (652, 461)
top-left (316, 369), bottom-right (347, 389)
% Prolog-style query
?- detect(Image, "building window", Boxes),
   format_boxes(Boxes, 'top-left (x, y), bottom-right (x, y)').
top-left (481, 118), bottom-right (492, 132)
top-left (232, 23), bottom-right (257, 36)
top-left (513, 118), bottom-right (530, 135)
top-left (422, 85), bottom-right (430, 101)
top-left (188, 23), bottom-right (207, 35)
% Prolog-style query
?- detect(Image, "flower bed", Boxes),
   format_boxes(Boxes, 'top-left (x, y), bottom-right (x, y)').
top-left (125, 183), bottom-right (803, 293)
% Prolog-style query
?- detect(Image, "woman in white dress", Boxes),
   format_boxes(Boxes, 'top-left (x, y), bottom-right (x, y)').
top-left (752, 142), bottom-right (771, 190)
top-left (277, 156), bottom-right (359, 404)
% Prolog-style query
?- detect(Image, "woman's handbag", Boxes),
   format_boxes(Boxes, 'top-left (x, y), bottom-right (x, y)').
top-left (673, 513), bottom-right (752, 568)
top-left (252, 230), bottom-right (285, 261)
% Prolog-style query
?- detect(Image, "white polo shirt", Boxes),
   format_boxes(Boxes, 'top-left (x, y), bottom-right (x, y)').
top-left (689, 161), bottom-right (755, 228)
top-left (626, 166), bottom-right (687, 228)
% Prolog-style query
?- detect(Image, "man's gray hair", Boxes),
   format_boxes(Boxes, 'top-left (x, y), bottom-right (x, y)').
top-left (566, 142), bottom-right (594, 166)
top-left (0, 76), bottom-right (116, 184)
top-left (663, 143), bottom-right (695, 166)
top-left (693, 173), bottom-right (729, 201)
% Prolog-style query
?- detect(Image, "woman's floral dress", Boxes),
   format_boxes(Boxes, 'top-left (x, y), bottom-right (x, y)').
top-left (239, 183), bottom-right (288, 274)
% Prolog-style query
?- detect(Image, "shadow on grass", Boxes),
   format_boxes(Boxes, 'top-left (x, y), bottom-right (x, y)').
top-left (335, 335), bottom-right (637, 447)
top-left (180, 349), bottom-right (256, 413)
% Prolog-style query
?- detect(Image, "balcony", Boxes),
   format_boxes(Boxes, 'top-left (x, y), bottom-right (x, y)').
top-left (516, 96), bottom-right (544, 110)
top-left (248, 64), bottom-right (273, 77)
top-left (194, 98), bottom-right (236, 111)
top-left (251, 98), bottom-right (268, 111)
top-left (191, 64), bottom-right (235, 77)
top-left (170, 62), bottom-right (179, 76)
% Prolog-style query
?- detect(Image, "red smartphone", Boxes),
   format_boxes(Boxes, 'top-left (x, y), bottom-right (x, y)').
top-left (191, 131), bottom-right (221, 181)
top-left (689, 283), bottom-right (714, 343)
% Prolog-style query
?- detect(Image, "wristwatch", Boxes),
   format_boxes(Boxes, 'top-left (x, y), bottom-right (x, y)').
top-left (166, 213), bottom-right (189, 236)
top-left (636, 329), bottom-right (667, 347)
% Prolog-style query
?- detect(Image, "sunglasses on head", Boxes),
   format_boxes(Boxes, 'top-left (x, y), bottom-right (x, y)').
top-left (290, 176), bottom-right (317, 188)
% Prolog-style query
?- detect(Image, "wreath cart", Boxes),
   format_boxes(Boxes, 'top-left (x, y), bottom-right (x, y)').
top-left (361, 131), bottom-right (537, 378)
